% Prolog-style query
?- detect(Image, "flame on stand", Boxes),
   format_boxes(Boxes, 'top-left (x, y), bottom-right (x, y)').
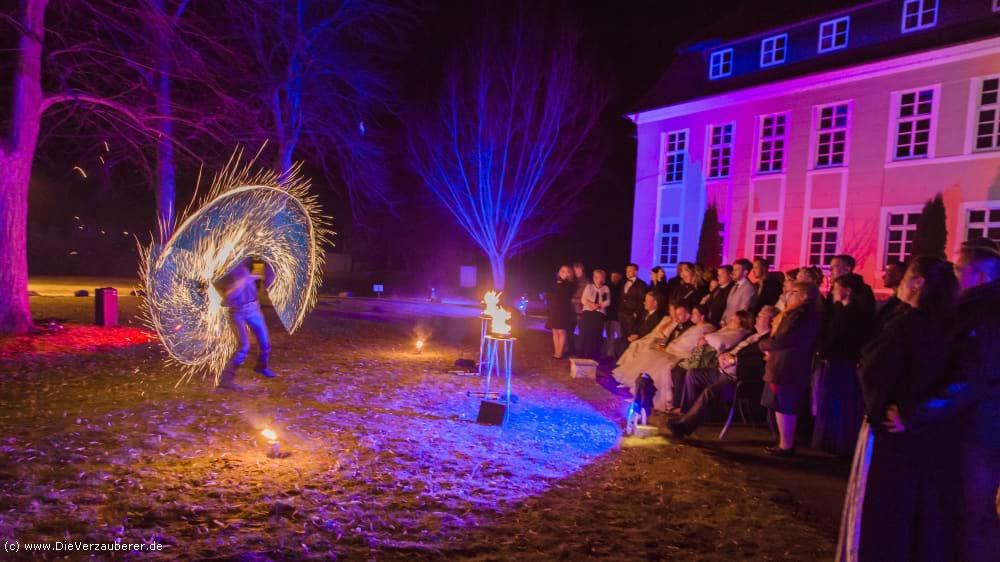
top-left (490, 306), bottom-right (512, 336)
top-left (415, 339), bottom-right (425, 353)
top-left (483, 290), bottom-right (502, 318)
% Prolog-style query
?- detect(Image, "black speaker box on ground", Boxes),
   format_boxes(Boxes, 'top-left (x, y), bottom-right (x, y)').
top-left (477, 400), bottom-right (507, 425)
top-left (95, 287), bottom-right (118, 327)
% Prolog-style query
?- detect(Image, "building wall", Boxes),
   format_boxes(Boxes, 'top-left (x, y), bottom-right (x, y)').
top-left (631, 36), bottom-right (1000, 290)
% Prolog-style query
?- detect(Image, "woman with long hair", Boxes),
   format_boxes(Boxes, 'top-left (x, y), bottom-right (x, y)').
top-left (545, 265), bottom-right (576, 359)
top-left (838, 256), bottom-right (960, 561)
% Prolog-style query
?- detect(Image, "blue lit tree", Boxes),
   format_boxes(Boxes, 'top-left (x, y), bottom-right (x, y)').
top-left (408, 6), bottom-right (609, 290)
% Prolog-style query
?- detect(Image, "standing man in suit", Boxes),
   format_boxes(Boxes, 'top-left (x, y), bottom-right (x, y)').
top-left (751, 258), bottom-right (783, 313)
top-left (723, 259), bottom-right (757, 324)
top-left (618, 264), bottom-right (647, 355)
top-left (875, 258), bottom-right (905, 333)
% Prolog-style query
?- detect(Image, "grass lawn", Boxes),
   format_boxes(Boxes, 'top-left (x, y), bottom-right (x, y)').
top-left (0, 294), bottom-right (836, 560)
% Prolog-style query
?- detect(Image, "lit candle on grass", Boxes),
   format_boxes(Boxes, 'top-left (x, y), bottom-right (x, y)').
top-left (261, 428), bottom-right (281, 458)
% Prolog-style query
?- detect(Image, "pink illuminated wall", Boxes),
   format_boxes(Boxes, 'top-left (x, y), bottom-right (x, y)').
top-left (630, 37), bottom-right (1000, 291)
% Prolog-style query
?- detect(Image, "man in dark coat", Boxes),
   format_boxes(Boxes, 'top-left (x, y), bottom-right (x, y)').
top-left (884, 239), bottom-right (1000, 561)
top-left (705, 265), bottom-right (735, 327)
top-left (875, 258), bottom-right (905, 334)
top-left (618, 263), bottom-right (648, 351)
top-left (628, 292), bottom-right (664, 342)
top-left (751, 258), bottom-right (783, 313)
top-left (829, 254), bottom-right (875, 318)
top-left (760, 282), bottom-right (822, 456)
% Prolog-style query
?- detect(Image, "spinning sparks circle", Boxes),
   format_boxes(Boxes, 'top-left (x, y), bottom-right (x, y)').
top-left (140, 150), bottom-right (331, 381)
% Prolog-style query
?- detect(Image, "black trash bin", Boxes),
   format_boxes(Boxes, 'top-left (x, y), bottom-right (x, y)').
top-left (95, 287), bottom-right (118, 327)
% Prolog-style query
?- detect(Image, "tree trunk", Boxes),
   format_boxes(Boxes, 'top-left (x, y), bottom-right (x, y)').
top-left (0, 154), bottom-right (34, 334)
top-left (0, 0), bottom-right (48, 334)
top-left (489, 254), bottom-right (506, 291)
top-left (155, 60), bottom-right (176, 238)
top-left (153, 0), bottom-right (175, 238)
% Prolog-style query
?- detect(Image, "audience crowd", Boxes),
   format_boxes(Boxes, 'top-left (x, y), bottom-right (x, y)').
top-left (545, 240), bottom-right (1000, 562)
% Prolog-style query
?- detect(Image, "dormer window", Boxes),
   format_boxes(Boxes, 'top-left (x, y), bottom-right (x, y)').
top-left (818, 16), bottom-right (850, 53)
top-left (709, 49), bottom-right (733, 80)
top-left (760, 34), bottom-right (787, 67)
top-left (901, 0), bottom-right (938, 33)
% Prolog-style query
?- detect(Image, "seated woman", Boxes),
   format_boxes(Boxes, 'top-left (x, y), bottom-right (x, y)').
top-left (613, 304), bottom-right (715, 411)
top-left (671, 310), bottom-right (753, 411)
top-left (667, 306), bottom-right (777, 437)
top-left (614, 303), bottom-right (678, 382)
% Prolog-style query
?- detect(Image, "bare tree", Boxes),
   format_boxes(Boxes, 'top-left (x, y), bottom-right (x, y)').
top-left (0, 0), bottom-right (234, 334)
top-left (408, 6), bottom-right (609, 290)
top-left (239, 0), bottom-right (407, 222)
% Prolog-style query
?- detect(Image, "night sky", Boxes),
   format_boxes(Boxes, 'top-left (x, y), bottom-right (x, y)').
top-left (12, 0), bottom-right (783, 293)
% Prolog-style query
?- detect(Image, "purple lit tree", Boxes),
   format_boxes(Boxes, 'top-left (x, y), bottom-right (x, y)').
top-left (408, 6), bottom-right (609, 290)
top-left (0, 0), bottom-right (233, 334)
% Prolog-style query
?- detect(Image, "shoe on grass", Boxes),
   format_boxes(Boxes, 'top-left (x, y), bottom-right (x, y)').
top-left (255, 366), bottom-right (277, 378)
top-left (666, 419), bottom-right (692, 439)
top-left (215, 381), bottom-right (243, 392)
top-left (763, 445), bottom-right (796, 458)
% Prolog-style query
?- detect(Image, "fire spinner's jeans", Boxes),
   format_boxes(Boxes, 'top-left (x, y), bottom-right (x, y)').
top-left (218, 300), bottom-right (270, 385)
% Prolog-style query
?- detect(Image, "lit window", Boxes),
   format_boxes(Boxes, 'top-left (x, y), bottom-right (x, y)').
top-left (807, 216), bottom-right (840, 267)
top-left (901, 0), bottom-right (938, 33)
top-left (752, 218), bottom-right (779, 266)
top-left (994, 0), bottom-right (1000, 12)
top-left (885, 211), bottom-right (921, 266)
top-left (659, 223), bottom-right (681, 265)
top-left (757, 113), bottom-right (788, 174)
top-left (974, 77), bottom-right (1000, 152)
top-left (708, 123), bottom-right (734, 179)
top-left (663, 130), bottom-right (687, 184)
top-left (709, 49), bottom-right (733, 79)
top-left (718, 222), bottom-right (727, 265)
top-left (760, 34), bottom-right (788, 67)
top-left (893, 88), bottom-right (935, 160)
top-left (965, 208), bottom-right (1000, 244)
top-left (818, 16), bottom-right (850, 53)
top-left (815, 103), bottom-right (850, 167)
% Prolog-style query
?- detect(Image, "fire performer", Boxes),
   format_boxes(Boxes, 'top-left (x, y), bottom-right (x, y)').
top-left (213, 259), bottom-right (277, 390)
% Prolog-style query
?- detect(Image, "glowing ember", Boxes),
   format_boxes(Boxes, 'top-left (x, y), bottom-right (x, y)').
top-left (415, 339), bottom-right (425, 353)
top-left (261, 428), bottom-right (278, 442)
top-left (491, 306), bottom-right (512, 335)
top-left (140, 148), bottom-right (331, 385)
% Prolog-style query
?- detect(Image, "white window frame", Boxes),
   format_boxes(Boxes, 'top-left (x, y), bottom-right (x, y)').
top-left (706, 122), bottom-right (735, 179)
top-left (818, 16), bottom-right (850, 53)
top-left (971, 75), bottom-right (1000, 153)
top-left (658, 221), bottom-right (682, 267)
top-left (709, 48), bottom-right (733, 80)
top-left (749, 214), bottom-right (781, 267)
top-left (804, 212), bottom-right (841, 269)
top-left (877, 205), bottom-right (923, 269)
top-left (901, 0), bottom-right (938, 33)
top-left (661, 129), bottom-right (688, 185)
top-left (760, 34), bottom-right (788, 68)
top-left (887, 85), bottom-right (940, 162)
top-left (813, 101), bottom-right (852, 168)
top-left (956, 201), bottom-right (1000, 251)
top-left (756, 112), bottom-right (789, 174)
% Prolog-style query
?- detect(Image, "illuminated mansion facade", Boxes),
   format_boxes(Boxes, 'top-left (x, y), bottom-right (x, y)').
top-left (628, 0), bottom-right (1000, 291)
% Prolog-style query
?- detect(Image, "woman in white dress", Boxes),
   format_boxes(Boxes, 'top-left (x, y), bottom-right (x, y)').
top-left (614, 304), bottom-right (715, 410)
top-left (612, 304), bottom-right (677, 386)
